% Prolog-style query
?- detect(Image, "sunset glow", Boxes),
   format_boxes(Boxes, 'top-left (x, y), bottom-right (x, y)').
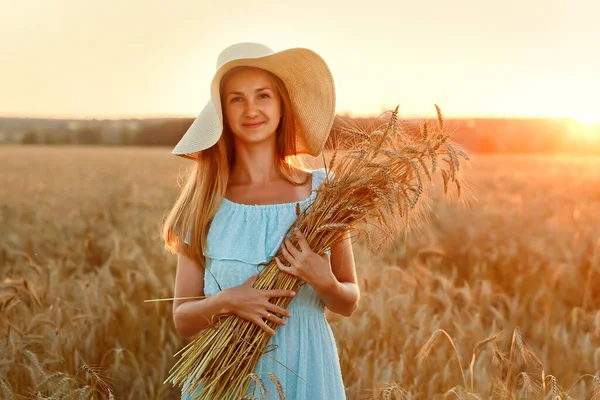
top-left (574, 121), bottom-right (600, 140)
top-left (575, 113), bottom-right (600, 126)
top-left (0, 0), bottom-right (598, 120)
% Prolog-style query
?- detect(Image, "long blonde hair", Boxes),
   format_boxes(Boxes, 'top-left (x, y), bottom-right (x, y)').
top-left (161, 68), bottom-right (312, 268)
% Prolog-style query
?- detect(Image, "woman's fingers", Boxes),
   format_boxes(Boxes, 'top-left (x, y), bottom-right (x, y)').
top-left (294, 228), bottom-right (311, 253)
top-left (264, 311), bottom-right (286, 327)
top-left (255, 318), bottom-right (276, 336)
top-left (266, 288), bottom-right (296, 299)
top-left (280, 245), bottom-right (297, 267)
top-left (283, 238), bottom-right (301, 259)
top-left (250, 307), bottom-right (292, 335)
top-left (267, 304), bottom-right (292, 318)
top-left (275, 256), bottom-right (297, 277)
top-left (239, 311), bottom-right (277, 336)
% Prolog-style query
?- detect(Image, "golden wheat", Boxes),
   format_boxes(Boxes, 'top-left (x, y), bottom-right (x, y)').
top-left (1, 146), bottom-right (599, 399)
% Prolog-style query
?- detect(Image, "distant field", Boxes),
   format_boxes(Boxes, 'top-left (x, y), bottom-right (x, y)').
top-left (1, 145), bottom-right (600, 399)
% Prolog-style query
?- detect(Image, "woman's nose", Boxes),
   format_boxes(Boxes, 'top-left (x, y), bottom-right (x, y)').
top-left (244, 100), bottom-right (259, 117)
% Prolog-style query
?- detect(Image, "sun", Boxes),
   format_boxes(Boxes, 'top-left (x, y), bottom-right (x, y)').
top-left (573, 112), bottom-right (600, 126)
top-left (568, 114), bottom-right (600, 140)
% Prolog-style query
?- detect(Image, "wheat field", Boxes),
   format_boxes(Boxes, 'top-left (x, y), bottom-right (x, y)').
top-left (1, 145), bottom-right (600, 399)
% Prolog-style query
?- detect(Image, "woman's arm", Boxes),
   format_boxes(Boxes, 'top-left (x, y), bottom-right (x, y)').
top-left (172, 253), bottom-right (229, 339)
top-left (276, 229), bottom-right (360, 317)
top-left (312, 233), bottom-right (360, 317)
top-left (173, 253), bottom-right (295, 340)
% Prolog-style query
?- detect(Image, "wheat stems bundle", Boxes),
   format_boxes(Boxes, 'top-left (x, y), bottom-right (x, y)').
top-left (164, 105), bottom-right (470, 399)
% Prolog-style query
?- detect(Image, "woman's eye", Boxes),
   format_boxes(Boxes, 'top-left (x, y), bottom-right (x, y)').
top-left (259, 93), bottom-right (270, 99)
top-left (231, 97), bottom-right (242, 103)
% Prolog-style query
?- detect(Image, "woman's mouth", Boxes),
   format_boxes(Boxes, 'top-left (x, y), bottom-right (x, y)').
top-left (243, 122), bottom-right (265, 129)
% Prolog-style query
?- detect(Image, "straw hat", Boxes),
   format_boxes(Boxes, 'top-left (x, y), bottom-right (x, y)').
top-left (172, 42), bottom-right (336, 159)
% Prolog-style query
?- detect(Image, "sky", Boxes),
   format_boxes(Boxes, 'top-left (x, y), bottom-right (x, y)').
top-left (1, 0), bottom-right (599, 122)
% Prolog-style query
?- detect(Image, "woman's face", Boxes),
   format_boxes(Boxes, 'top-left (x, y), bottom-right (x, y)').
top-left (221, 67), bottom-right (282, 147)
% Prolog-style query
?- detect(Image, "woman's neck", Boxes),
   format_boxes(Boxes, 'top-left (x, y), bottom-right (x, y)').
top-left (229, 144), bottom-right (279, 185)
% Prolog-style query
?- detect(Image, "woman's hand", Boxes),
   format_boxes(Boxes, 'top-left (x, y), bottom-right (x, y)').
top-left (223, 274), bottom-right (295, 336)
top-left (275, 228), bottom-right (336, 292)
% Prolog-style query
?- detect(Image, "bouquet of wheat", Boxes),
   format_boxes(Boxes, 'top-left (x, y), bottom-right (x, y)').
top-left (163, 105), bottom-right (469, 399)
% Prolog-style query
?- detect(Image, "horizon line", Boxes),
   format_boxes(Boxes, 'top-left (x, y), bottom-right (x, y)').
top-left (0, 111), bottom-right (580, 122)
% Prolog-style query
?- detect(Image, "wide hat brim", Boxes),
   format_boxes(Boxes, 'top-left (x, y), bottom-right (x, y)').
top-left (172, 46), bottom-right (336, 159)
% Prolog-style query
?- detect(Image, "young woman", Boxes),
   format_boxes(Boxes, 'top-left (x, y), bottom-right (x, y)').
top-left (162, 42), bottom-right (360, 400)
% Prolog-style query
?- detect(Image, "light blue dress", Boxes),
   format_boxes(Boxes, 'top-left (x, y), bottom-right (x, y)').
top-left (181, 168), bottom-right (346, 400)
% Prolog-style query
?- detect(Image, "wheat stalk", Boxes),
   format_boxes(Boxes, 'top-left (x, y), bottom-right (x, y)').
top-left (247, 373), bottom-right (267, 400)
top-left (163, 105), bottom-right (470, 399)
top-left (506, 327), bottom-right (544, 390)
top-left (515, 372), bottom-right (541, 398)
top-left (75, 385), bottom-right (91, 400)
top-left (0, 375), bottom-right (13, 400)
top-left (563, 374), bottom-right (600, 399)
top-left (25, 350), bottom-right (47, 380)
top-left (378, 382), bottom-right (410, 399)
top-left (489, 377), bottom-right (511, 400)
top-left (469, 331), bottom-right (503, 391)
top-left (416, 328), bottom-right (467, 390)
top-left (78, 365), bottom-right (113, 396)
top-left (264, 372), bottom-right (285, 400)
top-left (546, 375), bottom-right (560, 399)
top-left (35, 371), bottom-right (65, 390)
top-left (49, 376), bottom-right (71, 399)
top-left (591, 375), bottom-right (600, 400)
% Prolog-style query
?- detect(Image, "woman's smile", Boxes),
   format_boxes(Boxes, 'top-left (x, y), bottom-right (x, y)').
top-left (242, 121), bottom-right (265, 129)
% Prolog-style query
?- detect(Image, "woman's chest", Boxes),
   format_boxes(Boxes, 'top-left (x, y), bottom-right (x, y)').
top-left (225, 177), bottom-right (312, 206)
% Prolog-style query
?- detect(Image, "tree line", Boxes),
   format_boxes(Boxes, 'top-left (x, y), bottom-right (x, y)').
top-left (10, 115), bottom-right (600, 154)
